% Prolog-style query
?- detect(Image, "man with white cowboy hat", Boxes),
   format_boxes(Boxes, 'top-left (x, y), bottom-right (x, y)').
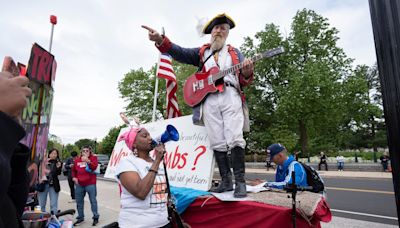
top-left (143, 13), bottom-right (254, 198)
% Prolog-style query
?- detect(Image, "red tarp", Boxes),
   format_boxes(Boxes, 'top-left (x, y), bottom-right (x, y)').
top-left (182, 196), bottom-right (331, 228)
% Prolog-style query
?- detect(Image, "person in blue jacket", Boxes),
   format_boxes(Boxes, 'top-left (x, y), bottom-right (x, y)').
top-left (265, 143), bottom-right (308, 189)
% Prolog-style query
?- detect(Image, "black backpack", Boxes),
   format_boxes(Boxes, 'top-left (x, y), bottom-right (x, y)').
top-left (300, 162), bottom-right (325, 193)
top-left (288, 161), bottom-right (325, 193)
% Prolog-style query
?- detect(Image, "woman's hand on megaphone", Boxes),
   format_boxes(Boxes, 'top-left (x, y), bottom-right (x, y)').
top-left (154, 144), bottom-right (166, 162)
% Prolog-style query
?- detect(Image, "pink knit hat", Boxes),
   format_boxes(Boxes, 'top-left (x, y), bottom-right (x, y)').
top-left (118, 127), bottom-right (143, 150)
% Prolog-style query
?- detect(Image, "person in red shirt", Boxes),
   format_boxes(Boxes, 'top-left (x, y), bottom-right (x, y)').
top-left (72, 146), bottom-right (99, 226)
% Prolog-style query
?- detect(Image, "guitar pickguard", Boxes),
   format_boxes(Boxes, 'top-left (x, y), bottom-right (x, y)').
top-left (192, 79), bottom-right (205, 92)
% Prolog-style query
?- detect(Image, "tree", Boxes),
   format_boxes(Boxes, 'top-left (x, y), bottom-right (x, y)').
top-left (340, 64), bottom-right (386, 155)
top-left (241, 9), bottom-right (353, 155)
top-left (64, 143), bottom-right (80, 157)
top-left (241, 23), bottom-right (286, 152)
top-left (98, 125), bottom-right (126, 155)
top-left (47, 134), bottom-right (64, 158)
top-left (47, 134), bottom-right (62, 150)
top-left (118, 62), bottom-right (196, 123)
top-left (118, 67), bottom-right (162, 122)
top-left (117, 9), bottom-right (387, 156)
top-left (74, 138), bottom-right (96, 150)
top-left (282, 9), bottom-right (353, 155)
top-left (362, 64), bottom-right (385, 152)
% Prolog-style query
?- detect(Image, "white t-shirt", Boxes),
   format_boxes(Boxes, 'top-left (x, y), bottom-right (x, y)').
top-left (336, 156), bottom-right (345, 163)
top-left (116, 155), bottom-right (169, 228)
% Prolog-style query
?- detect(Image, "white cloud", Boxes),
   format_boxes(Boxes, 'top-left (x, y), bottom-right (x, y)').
top-left (0, 0), bottom-right (377, 144)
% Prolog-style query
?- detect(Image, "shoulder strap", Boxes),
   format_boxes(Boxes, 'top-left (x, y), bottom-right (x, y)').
top-left (198, 44), bottom-right (211, 72)
top-left (199, 44), bottom-right (211, 60)
top-left (227, 45), bottom-right (240, 69)
top-left (227, 44), bottom-right (245, 96)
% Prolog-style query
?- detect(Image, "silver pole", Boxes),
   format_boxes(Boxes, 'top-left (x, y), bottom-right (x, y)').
top-left (151, 27), bottom-right (165, 122)
top-left (49, 24), bottom-right (55, 53)
top-left (151, 76), bottom-right (159, 122)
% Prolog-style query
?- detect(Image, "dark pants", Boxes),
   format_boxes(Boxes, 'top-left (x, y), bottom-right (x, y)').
top-left (319, 162), bottom-right (328, 171)
top-left (68, 176), bottom-right (75, 200)
top-left (382, 162), bottom-right (388, 171)
top-left (337, 162), bottom-right (344, 170)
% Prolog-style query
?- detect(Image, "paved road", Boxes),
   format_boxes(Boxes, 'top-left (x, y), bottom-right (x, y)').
top-left (244, 172), bottom-right (398, 226)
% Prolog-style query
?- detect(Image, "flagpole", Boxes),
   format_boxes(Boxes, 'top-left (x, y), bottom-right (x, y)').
top-left (151, 27), bottom-right (165, 122)
top-left (151, 74), bottom-right (159, 122)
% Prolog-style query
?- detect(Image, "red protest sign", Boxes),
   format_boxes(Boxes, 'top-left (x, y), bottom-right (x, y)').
top-left (27, 43), bottom-right (55, 86)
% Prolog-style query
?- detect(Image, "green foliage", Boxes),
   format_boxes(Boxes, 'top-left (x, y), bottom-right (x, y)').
top-left (74, 138), bottom-right (96, 151)
top-left (98, 125), bottom-right (126, 155)
top-left (47, 134), bottom-right (64, 158)
top-left (47, 134), bottom-right (62, 151)
top-left (118, 63), bottom-right (196, 123)
top-left (116, 9), bottom-right (387, 156)
top-left (173, 62), bottom-right (198, 115)
top-left (240, 9), bottom-right (386, 155)
top-left (63, 143), bottom-right (80, 159)
top-left (118, 67), bottom-right (161, 122)
top-left (241, 9), bottom-right (355, 155)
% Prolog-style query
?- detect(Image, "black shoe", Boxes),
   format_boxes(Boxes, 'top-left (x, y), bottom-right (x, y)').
top-left (210, 179), bottom-right (233, 193)
top-left (74, 218), bottom-right (84, 226)
top-left (231, 146), bottom-right (247, 198)
top-left (93, 218), bottom-right (99, 226)
top-left (234, 182), bottom-right (247, 198)
top-left (210, 151), bottom-right (233, 193)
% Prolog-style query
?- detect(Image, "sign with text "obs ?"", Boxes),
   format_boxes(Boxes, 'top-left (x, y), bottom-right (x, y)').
top-left (104, 115), bottom-right (215, 191)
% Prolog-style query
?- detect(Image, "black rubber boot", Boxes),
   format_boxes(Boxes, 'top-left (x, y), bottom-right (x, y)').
top-left (210, 151), bottom-right (233, 193)
top-left (231, 146), bottom-right (247, 198)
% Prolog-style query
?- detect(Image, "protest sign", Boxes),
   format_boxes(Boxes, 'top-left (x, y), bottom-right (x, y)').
top-left (19, 43), bottom-right (57, 160)
top-left (104, 115), bottom-right (215, 191)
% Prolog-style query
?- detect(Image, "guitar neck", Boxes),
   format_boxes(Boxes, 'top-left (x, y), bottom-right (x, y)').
top-left (212, 46), bottom-right (284, 81)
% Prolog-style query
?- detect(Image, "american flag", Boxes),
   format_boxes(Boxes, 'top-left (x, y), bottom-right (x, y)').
top-left (157, 53), bottom-right (182, 119)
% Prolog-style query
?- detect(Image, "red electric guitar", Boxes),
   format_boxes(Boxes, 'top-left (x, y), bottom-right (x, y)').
top-left (183, 46), bottom-right (285, 107)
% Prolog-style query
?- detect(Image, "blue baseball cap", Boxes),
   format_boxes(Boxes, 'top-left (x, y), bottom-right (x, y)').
top-left (267, 143), bottom-right (285, 161)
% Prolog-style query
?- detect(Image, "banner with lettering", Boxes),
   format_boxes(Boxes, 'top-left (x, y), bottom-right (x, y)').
top-left (20, 43), bottom-right (56, 160)
top-left (104, 115), bottom-right (215, 191)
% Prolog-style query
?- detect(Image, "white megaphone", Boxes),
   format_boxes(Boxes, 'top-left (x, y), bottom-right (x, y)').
top-left (151, 125), bottom-right (179, 148)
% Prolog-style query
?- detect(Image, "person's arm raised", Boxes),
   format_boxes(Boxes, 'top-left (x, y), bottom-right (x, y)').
top-left (142, 25), bottom-right (164, 45)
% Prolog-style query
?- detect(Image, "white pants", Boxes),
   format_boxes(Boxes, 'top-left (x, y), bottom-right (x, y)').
top-left (203, 86), bottom-right (246, 151)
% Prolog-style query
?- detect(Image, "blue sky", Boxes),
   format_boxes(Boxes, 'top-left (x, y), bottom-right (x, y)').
top-left (0, 0), bottom-right (376, 145)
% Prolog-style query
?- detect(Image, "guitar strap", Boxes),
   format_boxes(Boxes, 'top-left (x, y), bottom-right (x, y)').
top-left (198, 49), bottom-right (217, 72)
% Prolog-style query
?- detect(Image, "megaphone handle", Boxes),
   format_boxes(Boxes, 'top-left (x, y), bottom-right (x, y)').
top-left (162, 159), bottom-right (184, 228)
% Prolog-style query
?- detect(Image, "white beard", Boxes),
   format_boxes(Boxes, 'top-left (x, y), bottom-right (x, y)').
top-left (211, 36), bottom-right (226, 51)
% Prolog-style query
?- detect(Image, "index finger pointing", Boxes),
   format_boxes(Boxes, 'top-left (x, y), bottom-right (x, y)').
top-left (141, 25), bottom-right (154, 32)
